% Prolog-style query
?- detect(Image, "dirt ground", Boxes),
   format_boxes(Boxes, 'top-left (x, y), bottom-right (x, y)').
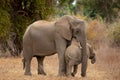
top-left (0, 53), bottom-right (119, 80)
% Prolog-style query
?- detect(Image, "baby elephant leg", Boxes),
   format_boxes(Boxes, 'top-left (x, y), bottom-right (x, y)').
top-left (71, 65), bottom-right (78, 77)
top-left (66, 62), bottom-right (72, 77)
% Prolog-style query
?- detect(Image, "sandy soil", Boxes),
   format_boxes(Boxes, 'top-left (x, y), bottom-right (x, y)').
top-left (0, 54), bottom-right (118, 80)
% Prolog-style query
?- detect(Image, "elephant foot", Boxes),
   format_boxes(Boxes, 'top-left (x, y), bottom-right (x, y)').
top-left (66, 74), bottom-right (72, 77)
top-left (81, 73), bottom-right (86, 77)
top-left (71, 73), bottom-right (75, 77)
top-left (58, 72), bottom-right (66, 77)
top-left (38, 72), bottom-right (46, 75)
top-left (24, 72), bottom-right (32, 76)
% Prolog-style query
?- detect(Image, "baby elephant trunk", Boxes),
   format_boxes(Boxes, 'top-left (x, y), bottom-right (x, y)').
top-left (22, 58), bottom-right (25, 70)
top-left (91, 56), bottom-right (96, 64)
top-left (87, 43), bottom-right (96, 64)
top-left (89, 50), bottom-right (96, 64)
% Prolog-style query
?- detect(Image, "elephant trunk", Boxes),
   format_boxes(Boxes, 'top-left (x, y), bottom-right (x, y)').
top-left (79, 34), bottom-right (87, 77)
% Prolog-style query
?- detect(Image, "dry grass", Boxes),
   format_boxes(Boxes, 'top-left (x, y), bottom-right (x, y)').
top-left (86, 19), bottom-right (120, 80)
top-left (0, 49), bottom-right (120, 80)
top-left (96, 45), bottom-right (120, 80)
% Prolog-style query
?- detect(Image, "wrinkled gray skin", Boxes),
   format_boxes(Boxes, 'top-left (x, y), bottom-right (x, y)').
top-left (22, 15), bottom-right (87, 76)
top-left (65, 38), bottom-right (96, 77)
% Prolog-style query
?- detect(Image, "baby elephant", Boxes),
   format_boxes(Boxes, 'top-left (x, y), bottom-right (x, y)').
top-left (65, 38), bottom-right (96, 77)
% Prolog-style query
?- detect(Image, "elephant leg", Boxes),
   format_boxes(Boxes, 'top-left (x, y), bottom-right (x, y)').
top-left (66, 62), bottom-right (72, 77)
top-left (71, 65), bottom-right (78, 77)
top-left (24, 57), bottom-right (32, 75)
top-left (55, 33), bottom-right (67, 76)
top-left (23, 45), bottom-right (33, 76)
top-left (36, 56), bottom-right (46, 75)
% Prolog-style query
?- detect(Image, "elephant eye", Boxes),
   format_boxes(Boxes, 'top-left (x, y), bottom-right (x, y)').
top-left (75, 30), bottom-right (80, 34)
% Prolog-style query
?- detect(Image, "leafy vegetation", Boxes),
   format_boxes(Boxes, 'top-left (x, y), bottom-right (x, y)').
top-left (76, 0), bottom-right (120, 22)
top-left (106, 19), bottom-right (120, 46)
top-left (0, 9), bottom-right (10, 41)
top-left (86, 19), bottom-right (105, 49)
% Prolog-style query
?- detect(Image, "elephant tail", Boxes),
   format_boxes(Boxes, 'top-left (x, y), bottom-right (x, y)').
top-left (22, 58), bottom-right (25, 70)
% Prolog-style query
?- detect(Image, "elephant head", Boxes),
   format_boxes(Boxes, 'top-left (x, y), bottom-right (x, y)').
top-left (55, 15), bottom-right (87, 77)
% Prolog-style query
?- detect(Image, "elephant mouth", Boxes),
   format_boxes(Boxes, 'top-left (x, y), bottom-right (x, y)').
top-left (89, 56), bottom-right (94, 59)
top-left (89, 54), bottom-right (96, 64)
top-left (91, 57), bottom-right (96, 64)
top-left (89, 53), bottom-right (95, 59)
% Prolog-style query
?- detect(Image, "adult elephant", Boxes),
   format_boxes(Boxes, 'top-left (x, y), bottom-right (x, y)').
top-left (22, 15), bottom-right (87, 77)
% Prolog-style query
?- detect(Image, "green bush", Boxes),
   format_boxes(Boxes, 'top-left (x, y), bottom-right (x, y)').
top-left (12, 15), bottom-right (31, 42)
top-left (106, 19), bottom-right (120, 46)
top-left (0, 8), bottom-right (11, 41)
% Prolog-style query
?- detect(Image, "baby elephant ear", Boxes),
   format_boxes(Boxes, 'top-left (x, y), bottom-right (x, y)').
top-left (55, 15), bottom-right (72, 40)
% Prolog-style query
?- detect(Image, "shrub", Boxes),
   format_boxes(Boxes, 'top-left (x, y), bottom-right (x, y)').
top-left (86, 19), bottom-right (105, 48)
top-left (12, 15), bottom-right (31, 42)
top-left (0, 9), bottom-right (11, 41)
top-left (106, 19), bottom-right (120, 46)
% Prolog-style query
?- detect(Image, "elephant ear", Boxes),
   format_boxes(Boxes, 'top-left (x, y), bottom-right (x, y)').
top-left (55, 15), bottom-right (73, 40)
